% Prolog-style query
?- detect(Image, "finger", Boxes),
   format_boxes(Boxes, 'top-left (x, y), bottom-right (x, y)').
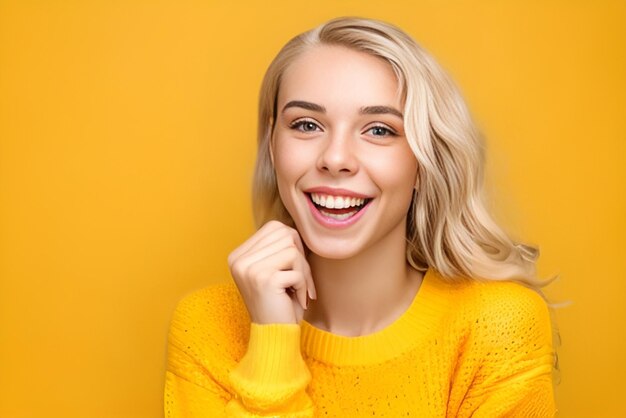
top-left (305, 265), bottom-right (317, 301)
top-left (248, 221), bottom-right (305, 255)
top-left (292, 294), bottom-right (305, 323)
top-left (232, 223), bottom-right (304, 267)
top-left (295, 278), bottom-right (308, 311)
top-left (293, 253), bottom-right (316, 301)
top-left (237, 235), bottom-right (296, 271)
top-left (228, 221), bottom-right (287, 264)
top-left (256, 245), bottom-right (312, 308)
top-left (232, 233), bottom-right (309, 285)
top-left (243, 245), bottom-right (304, 289)
top-left (247, 223), bottom-right (305, 256)
top-left (287, 227), bottom-right (306, 255)
top-left (242, 226), bottom-right (304, 261)
top-left (274, 270), bottom-right (308, 311)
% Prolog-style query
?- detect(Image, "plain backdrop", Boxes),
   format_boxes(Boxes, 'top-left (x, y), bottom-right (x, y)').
top-left (1, 1), bottom-right (625, 417)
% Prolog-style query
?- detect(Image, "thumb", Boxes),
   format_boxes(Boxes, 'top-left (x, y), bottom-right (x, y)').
top-left (292, 295), bottom-right (305, 323)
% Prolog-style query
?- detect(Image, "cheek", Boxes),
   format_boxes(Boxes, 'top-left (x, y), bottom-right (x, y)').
top-left (368, 150), bottom-right (418, 195)
top-left (274, 141), bottom-right (297, 175)
top-left (273, 139), bottom-right (311, 198)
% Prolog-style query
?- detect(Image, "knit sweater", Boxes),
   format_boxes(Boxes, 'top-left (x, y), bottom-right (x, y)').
top-left (164, 268), bottom-right (556, 417)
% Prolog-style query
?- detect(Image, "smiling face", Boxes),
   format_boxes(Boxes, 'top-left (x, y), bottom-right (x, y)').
top-left (271, 45), bottom-right (418, 260)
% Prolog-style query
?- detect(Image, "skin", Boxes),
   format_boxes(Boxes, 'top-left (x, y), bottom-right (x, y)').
top-left (229, 45), bottom-right (424, 336)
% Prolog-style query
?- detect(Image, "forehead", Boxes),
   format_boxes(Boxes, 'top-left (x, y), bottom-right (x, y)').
top-left (278, 45), bottom-right (402, 111)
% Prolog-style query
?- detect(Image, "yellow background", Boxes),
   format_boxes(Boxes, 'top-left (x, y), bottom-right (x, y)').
top-left (1, 1), bottom-right (624, 417)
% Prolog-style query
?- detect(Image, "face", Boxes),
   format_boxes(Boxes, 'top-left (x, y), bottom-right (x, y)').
top-left (272, 45), bottom-right (418, 260)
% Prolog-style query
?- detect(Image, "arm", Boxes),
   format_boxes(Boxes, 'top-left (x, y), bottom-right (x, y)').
top-left (457, 284), bottom-right (557, 418)
top-left (165, 321), bottom-right (313, 417)
top-left (164, 295), bottom-right (314, 417)
top-left (226, 324), bottom-right (313, 416)
top-left (164, 292), bottom-right (232, 418)
top-left (166, 219), bottom-right (318, 417)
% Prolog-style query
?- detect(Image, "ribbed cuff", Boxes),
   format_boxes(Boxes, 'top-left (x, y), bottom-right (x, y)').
top-left (236, 323), bottom-right (307, 383)
top-left (229, 323), bottom-right (312, 411)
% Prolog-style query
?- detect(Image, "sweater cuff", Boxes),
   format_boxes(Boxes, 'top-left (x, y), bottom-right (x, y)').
top-left (229, 323), bottom-right (312, 412)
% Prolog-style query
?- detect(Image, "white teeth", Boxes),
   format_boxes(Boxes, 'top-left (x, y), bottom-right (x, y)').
top-left (310, 193), bottom-right (367, 209)
top-left (319, 209), bottom-right (357, 220)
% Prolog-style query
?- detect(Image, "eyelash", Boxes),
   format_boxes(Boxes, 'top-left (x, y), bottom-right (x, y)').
top-left (366, 124), bottom-right (397, 137)
top-left (289, 119), bottom-right (320, 132)
top-left (288, 119), bottom-right (397, 137)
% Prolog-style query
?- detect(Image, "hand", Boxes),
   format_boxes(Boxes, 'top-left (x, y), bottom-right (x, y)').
top-left (228, 221), bottom-right (317, 324)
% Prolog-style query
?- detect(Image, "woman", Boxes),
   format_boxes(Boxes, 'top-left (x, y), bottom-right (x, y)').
top-left (165, 17), bottom-right (556, 417)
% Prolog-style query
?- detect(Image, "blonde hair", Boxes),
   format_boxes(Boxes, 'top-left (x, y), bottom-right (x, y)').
top-left (252, 17), bottom-right (547, 288)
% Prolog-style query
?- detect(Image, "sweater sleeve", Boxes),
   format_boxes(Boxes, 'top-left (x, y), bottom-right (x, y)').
top-left (164, 286), bottom-right (314, 417)
top-left (226, 324), bottom-right (314, 416)
top-left (457, 283), bottom-right (557, 418)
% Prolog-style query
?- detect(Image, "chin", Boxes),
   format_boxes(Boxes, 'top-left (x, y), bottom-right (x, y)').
top-left (300, 232), bottom-right (366, 260)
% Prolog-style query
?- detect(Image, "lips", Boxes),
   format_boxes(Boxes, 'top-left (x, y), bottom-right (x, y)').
top-left (310, 193), bottom-right (367, 210)
top-left (304, 188), bottom-right (373, 226)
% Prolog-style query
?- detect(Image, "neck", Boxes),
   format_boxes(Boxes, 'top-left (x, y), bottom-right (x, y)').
top-left (303, 222), bottom-right (423, 337)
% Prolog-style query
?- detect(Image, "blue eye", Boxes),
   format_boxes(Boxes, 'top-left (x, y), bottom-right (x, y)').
top-left (367, 125), bottom-right (396, 137)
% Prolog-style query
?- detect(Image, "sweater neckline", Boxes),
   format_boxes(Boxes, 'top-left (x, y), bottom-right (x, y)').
top-left (300, 268), bottom-right (451, 366)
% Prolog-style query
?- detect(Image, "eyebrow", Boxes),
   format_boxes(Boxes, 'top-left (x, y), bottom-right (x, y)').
top-left (360, 105), bottom-right (403, 119)
top-left (282, 100), bottom-right (403, 119)
top-left (282, 100), bottom-right (326, 113)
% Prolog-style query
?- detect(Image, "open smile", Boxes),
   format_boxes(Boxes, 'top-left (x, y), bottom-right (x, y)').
top-left (304, 190), bottom-right (373, 227)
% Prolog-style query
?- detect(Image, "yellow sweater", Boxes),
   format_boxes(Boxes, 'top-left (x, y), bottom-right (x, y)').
top-left (164, 269), bottom-right (556, 417)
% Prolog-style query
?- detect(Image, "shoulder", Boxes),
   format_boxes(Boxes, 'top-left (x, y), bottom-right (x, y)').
top-left (171, 280), bottom-right (247, 324)
top-left (168, 281), bottom-right (251, 363)
top-left (441, 279), bottom-right (557, 414)
top-left (434, 270), bottom-right (550, 319)
top-left (464, 279), bottom-right (550, 324)
top-left (449, 278), bottom-right (553, 352)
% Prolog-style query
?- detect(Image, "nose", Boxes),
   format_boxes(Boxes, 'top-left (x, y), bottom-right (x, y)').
top-left (316, 130), bottom-right (359, 176)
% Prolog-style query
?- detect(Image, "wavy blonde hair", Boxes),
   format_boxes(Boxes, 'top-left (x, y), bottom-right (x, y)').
top-left (252, 17), bottom-right (547, 288)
